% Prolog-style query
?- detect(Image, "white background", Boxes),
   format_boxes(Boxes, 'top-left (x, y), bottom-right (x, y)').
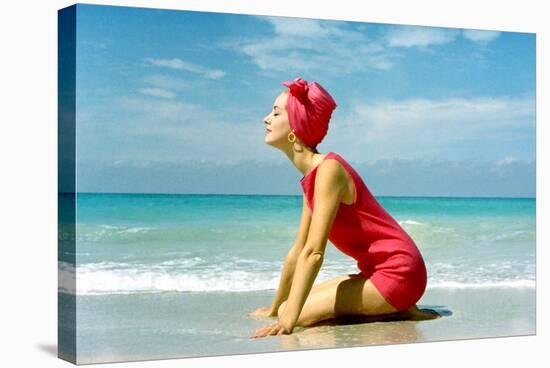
top-left (0, 0), bottom-right (547, 367)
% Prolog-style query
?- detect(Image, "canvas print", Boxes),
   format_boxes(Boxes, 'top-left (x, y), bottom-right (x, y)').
top-left (58, 3), bottom-right (536, 365)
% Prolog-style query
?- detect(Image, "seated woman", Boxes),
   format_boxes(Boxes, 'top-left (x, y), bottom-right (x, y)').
top-left (251, 77), bottom-right (440, 339)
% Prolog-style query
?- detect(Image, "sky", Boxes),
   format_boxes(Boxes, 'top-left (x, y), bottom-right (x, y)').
top-left (70, 3), bottom-right (536, 197)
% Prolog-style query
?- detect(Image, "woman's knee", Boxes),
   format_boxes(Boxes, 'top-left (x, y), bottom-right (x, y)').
top-left (276, 275), bottom-right (361, 322)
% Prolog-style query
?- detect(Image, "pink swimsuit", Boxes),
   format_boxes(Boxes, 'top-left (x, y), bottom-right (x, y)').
top-left (300, 152), bottom-right (427, 312)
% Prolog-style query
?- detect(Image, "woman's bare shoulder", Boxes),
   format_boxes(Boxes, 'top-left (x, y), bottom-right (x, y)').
top-left (313, 158), bottom-right (349, 201)
top-left (316, 158), bottom-right (349, 184)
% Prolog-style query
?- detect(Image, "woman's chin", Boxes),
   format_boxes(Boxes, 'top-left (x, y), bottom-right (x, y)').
top-left (264, 136), bottom-right (286, 150)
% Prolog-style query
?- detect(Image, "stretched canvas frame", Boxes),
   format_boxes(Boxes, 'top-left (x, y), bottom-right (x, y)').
top-left (58, 2), bottom-right (536, 365)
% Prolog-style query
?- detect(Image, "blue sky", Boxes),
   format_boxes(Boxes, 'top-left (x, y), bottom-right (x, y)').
top-left (73, 4), bottom-right (536, 197)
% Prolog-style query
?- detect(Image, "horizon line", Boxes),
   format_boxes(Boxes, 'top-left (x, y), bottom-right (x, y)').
top-left (60, 192), bottom-right (536, 200)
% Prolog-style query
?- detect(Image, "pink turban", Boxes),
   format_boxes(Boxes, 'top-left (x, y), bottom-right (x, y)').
top-left (282, 77), bottom-right (337, 149)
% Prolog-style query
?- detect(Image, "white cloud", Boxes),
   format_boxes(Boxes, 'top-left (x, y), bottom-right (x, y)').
top-left (386, 26), bottom-right (460, 48)
top-left (351, 95), bottom-right (533, 131)
top-left (497, 156), bottom-right (520, 166)
top-left (144, 57), bottom-right (226, 79)
top-left (112, 92), bottom-right (534, 166)
top-left (227, 18), bottom-right (502, 76)
top-left (223, 17), bottom-right (397, 75)
top-left (137, 87), bottom-right (176, 99)
top-left (142, 75), bottom-right (191, 92)
top-left (385, 26), bottom-right (501, 49)
top-left (80, 150), bottom-right (535, 197)
top-left (354, 97), bottom-right (534, 131)
top-left (327, 94), bottom-right (534, 161)
top-left (267, 17), bottom-right (330, 38)
top-left (117, 95), bottom-right (204, 121)
top-left (463, 30), bottom-right (501, 44)
top-left (95, 95), bottom-right (267, 165)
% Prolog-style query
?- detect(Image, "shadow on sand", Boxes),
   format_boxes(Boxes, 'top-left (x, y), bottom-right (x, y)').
top-left (309, 305), bottom-right (453, 327)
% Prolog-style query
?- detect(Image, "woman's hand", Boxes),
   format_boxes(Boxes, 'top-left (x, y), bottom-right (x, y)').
top-left (248, 306), bottom-right (276, 318)
top-left (251, 322), bottom-right (293, 339)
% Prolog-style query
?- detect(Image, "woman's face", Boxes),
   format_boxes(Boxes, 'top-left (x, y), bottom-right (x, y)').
top-left (263, 92), bottom-right (292, 148)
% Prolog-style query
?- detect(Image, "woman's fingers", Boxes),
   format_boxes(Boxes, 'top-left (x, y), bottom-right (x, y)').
top-left (252, 323), bottom-right (279, 338)
top-left (251, 322), bottom-right (291, 339)
top-left (253, 329), bottom-right (270, 338)
top-left (252, 325), bottom-right (272, 337)
top-left (261, 324), bottom-right (275, 333)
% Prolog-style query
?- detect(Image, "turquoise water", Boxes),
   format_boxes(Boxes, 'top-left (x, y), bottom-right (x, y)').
top-left (59, 193), bottom-right (536, 295)
top-left (58, 193), bottom-right (536, 363)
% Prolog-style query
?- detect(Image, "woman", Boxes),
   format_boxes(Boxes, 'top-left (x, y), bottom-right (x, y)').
top-left (250, 77), bottom-right (440, 339)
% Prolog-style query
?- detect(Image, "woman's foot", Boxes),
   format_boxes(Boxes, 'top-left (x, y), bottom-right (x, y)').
top-left (405, 305), bottom-right (441, 320)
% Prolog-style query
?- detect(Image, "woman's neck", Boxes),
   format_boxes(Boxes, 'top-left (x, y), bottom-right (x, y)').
top-left (285, 149), bottom-right (324, 177)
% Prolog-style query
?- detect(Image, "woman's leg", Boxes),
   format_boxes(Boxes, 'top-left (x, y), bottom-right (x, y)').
top-left (277, 273), bottom-right (401, 327)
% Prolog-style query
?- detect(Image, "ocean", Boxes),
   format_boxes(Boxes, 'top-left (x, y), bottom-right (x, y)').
top-left (58, 193), bottom-right (536, 364)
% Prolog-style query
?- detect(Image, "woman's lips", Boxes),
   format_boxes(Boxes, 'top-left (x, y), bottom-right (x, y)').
top-left (266, 129), bottom-right (271, 133)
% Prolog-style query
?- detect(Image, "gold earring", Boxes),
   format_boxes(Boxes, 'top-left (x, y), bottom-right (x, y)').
top-left (288, 131), bottom-right (296, 143)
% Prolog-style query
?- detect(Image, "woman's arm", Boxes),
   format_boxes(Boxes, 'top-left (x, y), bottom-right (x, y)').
top-left (278, 160), bottom-right (346, 331)
top-left (268, 195), bottom-right (312, 315)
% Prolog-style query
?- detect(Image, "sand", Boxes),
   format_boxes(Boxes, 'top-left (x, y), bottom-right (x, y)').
top-left (69, 285), bottom-right (535, 364)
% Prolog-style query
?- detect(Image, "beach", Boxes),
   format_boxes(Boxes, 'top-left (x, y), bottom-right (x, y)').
top-left (63, 286), bottom-right (535, 364)
top-left (58, 193), bottom-right (536, 364)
